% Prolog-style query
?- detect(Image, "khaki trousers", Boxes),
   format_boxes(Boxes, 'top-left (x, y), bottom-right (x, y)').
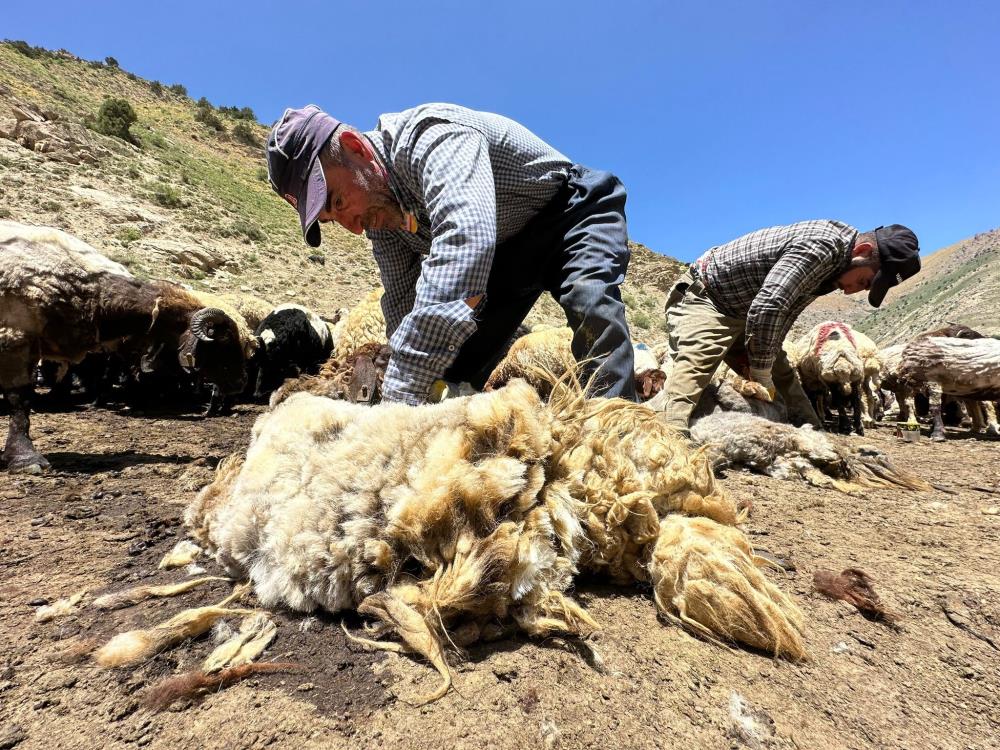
top-left (661, 272), bottom-right (820, 434)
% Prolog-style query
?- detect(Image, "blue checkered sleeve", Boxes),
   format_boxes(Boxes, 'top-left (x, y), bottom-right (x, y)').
top-left (371, 234), bottom-right (420, 337)
top-left (380, 124), bottom-right (497, 404)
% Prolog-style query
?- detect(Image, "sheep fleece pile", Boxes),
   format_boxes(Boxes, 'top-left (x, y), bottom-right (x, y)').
top-left (186, 380), bottom-right (805, 680)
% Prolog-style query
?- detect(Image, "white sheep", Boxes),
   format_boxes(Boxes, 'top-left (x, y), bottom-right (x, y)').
top-left (186, 375), bottom-right (806, 701)
top-left (795, 321), bottom-right (866, 435)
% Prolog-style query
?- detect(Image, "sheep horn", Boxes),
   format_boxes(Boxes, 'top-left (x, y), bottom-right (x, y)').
top-left (190, 308), bottom-right (231, 342)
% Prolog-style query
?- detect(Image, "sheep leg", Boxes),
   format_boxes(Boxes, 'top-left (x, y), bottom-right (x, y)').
top-left (2, 384), bottom-right (50, 473)
top-left (831, 387), bottom-right (851, 435)
top-left (851, 382), bottom-right (864, 436)
top-left (984, 401), bottom-right (1000, 437)
top-left (927, 382), bottom-right (946, 441)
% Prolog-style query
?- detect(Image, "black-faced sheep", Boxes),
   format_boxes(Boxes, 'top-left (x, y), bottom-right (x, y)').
top-left (0, 222), bottom-right (248, 472)
top-left (249, 303), bottom-right (334, 398)
top-left (186, 375), bottom-right (805, 701)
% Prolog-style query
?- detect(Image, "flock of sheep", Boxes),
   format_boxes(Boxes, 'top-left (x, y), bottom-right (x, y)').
top-left (4, 220), bottom-right (999, 705)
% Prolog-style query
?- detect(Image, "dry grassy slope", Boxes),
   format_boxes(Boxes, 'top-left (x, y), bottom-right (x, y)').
top-left (0, 42), bottom-right (683, 344)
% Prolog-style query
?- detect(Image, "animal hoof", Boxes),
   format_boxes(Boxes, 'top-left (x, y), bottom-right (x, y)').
top-left (931, 434), bottom-right (946, 443)
top-left (3, 454), bottom-right (50, 474)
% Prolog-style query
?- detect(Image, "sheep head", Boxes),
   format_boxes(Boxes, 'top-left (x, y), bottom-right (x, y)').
top-left (178, 307), bottom-right (248, 395)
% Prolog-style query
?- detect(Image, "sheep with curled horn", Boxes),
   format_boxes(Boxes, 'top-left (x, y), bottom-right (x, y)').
top-left (186, 366), bottom-right (805, 703)
top-left (0, 221), bottom-right (249, 472)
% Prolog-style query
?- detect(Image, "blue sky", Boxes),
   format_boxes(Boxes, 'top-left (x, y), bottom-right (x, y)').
top-left (6, 1), bottom-right (999, 261)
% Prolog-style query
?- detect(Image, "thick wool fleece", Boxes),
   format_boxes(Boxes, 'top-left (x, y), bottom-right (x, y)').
top-left (187, 377), bottom-right (806, 695)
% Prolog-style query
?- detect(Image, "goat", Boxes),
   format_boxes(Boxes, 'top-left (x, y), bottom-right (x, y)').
top-left (0, 222), bottom-right (248, 472)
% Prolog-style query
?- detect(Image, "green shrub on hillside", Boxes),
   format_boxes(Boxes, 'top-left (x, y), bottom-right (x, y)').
top-left (219, 105), bottom-right (256, 121)
top-left (632, 311), bottom-right (652, 330)
top-left (151, 183), bottom-right (185, 208)
top-left (195, 99), bottom-right (225, 132)
top-left (150, 80), bottom-right (164, 96)
top-left (232, 121), bottom-right (259, 147)
top-left (7, 40), bottom-right (49, 59)
top-left (105, 56), bottom-right (119, 68)
top-left (168, 83), bottom-right (187, 97)
top-left (221, 218), bottom-right (266, 243)
top-left (93, 97), bottom-right (138, 144)
top-left (117, 225), bottom-right (142, 245)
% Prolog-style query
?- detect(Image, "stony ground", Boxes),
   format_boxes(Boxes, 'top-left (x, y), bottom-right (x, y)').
top-left (1, 399), bottom-right (998, 750)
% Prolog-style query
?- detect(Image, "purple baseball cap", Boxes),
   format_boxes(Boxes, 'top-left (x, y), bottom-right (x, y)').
top-left (265, 105), bottom-right (341, 247)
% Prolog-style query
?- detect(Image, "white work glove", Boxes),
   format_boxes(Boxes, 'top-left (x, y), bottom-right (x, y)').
top-left (748, 367), bottom-right (777, 402)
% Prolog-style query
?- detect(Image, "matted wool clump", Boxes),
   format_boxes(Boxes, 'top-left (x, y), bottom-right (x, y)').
top-left (186, 375), bottom-right (805, 700)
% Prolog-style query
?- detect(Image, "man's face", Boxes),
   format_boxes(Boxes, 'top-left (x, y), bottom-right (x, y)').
top-left (318, 158), bottom-right (403, 236)
top-left (836, 265), bottom-right (877, 295)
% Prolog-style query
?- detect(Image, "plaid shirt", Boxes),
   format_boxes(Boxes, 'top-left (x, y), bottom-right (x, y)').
top-left (362, 103), bottom-right (572, 404)
top-left (694, 220), bottom-right (858, 371)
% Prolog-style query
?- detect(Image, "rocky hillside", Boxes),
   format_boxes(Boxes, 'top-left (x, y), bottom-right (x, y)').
top-left (854, 227), bottom-right (1000, 345)
top-left (780, 228), bottom-right (1000, 345)
top-left (0, 41), bottom-right (684, 344)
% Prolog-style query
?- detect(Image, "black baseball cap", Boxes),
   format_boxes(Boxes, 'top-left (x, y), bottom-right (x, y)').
top-left (265, 105), bottom-right (341, 247)
top-left (868, 224), bottom-right (921, 308)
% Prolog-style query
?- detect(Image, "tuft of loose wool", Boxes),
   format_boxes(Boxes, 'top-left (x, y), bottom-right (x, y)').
top-left (203, 613), bottom-right (276, 673)
top-left (649, 515), bottom-right (806, 659)
top-left (158, 540), bottom-right (202, 569)
top-left (813, 568), bottom-right (897, 625)
top-left (143, 662), bottom-right (300, 712)
top-left (94, 605), bottom-right (257, 668)
top-left (35, 590), bottom-right (87, 623)
top-left (92, 577), bottom-right (230, 611)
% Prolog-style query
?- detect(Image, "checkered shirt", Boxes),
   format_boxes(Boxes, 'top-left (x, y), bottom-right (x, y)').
top-left (694, 220), bottom-right (858, 371)
top-left (362, 103), bottom-right (572, 404)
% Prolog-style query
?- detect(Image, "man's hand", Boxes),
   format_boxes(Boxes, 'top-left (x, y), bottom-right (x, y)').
top-left (748, 367), bottom-right (777, 402)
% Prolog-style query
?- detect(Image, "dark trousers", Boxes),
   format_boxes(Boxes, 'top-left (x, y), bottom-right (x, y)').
top-left (445, 165), bottom-right (637, 401)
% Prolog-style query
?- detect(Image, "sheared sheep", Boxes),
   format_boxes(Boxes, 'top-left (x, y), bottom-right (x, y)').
top-left (852, 329), bottom-right (884, 424)
top-left (897, 332), bottom-right (1000, 441)
top-left (795, 321), bottom-right (866, 435)
top-left (186, 372), bottom-right (805, 702)
top-left (690, 411), bottom-right (932, 494)
top-left (0, 222), bottom-right (248, 472)
top-left (633, 342), bottom-right (667, 401)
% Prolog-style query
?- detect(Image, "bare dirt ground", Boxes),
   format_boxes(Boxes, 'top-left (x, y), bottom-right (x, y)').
top-left (1, 400), bottom-right (998, 750)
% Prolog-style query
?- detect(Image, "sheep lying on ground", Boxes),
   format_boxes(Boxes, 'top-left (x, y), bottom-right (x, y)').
top-left (690, 411), bottom-right (933, 494)
top-left (186, 374), bottom-right (805, 701)
top-left (795, 321), bottom-right (866, 435)
top-left (269, 342), bottom-right (391, 407)
top-left (0, 222), bottom-right (248, 472)
top-left (484, 327), bottom-right (667, 402)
